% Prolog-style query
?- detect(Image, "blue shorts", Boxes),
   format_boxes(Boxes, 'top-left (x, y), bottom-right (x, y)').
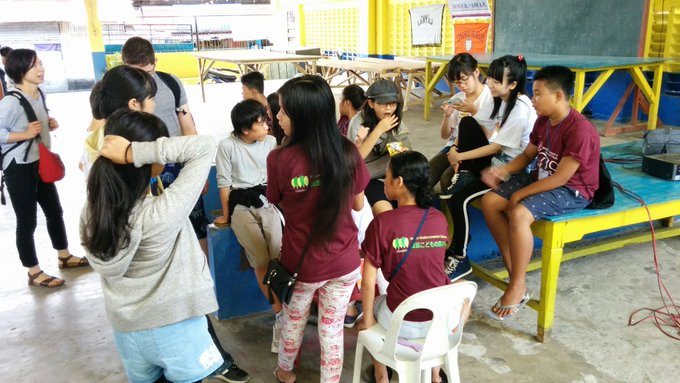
top-left (113, 316), bottom-right (223, 383)
top-left (492, 173), bottom-right (590, 220)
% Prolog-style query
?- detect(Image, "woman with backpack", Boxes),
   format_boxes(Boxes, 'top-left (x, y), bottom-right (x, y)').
top-left (0, 49), bottom-right (87, 288)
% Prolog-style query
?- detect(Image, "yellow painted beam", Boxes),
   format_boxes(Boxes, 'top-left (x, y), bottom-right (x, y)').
top-left (580, 69), bottom-right (614, 109)
top-left (571, 70), bottom-right (586, 111)
top-left (629, 66), bottom-right (655, 100)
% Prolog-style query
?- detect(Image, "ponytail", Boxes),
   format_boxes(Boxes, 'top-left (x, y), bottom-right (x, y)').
top-left (84, 157), bottom-right (151, 261)
top-left (388, 151), bottom-right (433, 209)
top-left (488, 54), bottom-right (527, 127)
top-left (81, 110), bottom-right (169, 261)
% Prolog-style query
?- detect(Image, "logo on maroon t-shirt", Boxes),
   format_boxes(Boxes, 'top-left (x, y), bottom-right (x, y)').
top-left (392, 237), bottom-right (410, 249)
top-left (391, 235), bottom-right (448, 251)
top-left (290, 175), bottom-right (320, 190)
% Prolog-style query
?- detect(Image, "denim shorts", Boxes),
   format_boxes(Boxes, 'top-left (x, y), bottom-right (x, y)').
top-left (113, 316), bottom-right (223, 383)
top-left (492, 173), bottom-right (590, 220)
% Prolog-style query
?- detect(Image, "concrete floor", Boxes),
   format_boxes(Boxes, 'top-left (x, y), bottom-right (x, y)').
top-left (1, 80), bottom-right (679, 382)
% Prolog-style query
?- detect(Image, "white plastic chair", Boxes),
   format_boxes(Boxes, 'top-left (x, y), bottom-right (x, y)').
top-left (352, 281), bottom-right (477, 383)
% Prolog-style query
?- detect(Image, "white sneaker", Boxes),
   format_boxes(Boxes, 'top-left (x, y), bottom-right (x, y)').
top-left (271, 312), bottom-right (282, 353)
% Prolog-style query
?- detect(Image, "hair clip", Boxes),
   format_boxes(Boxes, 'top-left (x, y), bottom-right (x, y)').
top-left (517, 54), bottom-right (524, 62)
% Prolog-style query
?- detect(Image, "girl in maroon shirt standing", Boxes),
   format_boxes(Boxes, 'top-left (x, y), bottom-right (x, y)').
top-left (267, 75), bottom-right (370, 383)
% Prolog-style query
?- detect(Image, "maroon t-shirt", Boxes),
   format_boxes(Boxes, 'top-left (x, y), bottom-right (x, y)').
top-left (266, 144), bottom-right (370, 283)
top-left (530, 108), bottom-right (600, 200)
top-left (362, 206), bottom-right (450, 322)
top-left (337, 115), bottom-right (350, 137)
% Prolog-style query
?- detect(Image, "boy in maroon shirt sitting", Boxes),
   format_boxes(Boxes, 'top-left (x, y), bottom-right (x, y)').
top-left (480, 66), bottom-right (600, 321)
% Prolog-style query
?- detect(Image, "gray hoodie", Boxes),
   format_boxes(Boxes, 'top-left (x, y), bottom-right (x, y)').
top-left (81, 135), bottom-right (218, 332)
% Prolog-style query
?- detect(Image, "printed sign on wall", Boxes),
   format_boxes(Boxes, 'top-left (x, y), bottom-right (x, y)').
top-left (448, 0), bottom-right (492, 19)
top-left (454, 23), bottom-right (490, 53)
top-left (409, 4), bottom-right (445, 46)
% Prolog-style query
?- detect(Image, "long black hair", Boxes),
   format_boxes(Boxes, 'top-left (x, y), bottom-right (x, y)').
top-left (389, 151), bottom-right (432, 209)
top-left (277, 75), bottom-right (356, 245)
top-left (82, 109), bottom-right (169, 261)
top-left (359, 80), bottom-right (403, 132)
top-left (447, 52), bottom-right (478, 82)
top-left (488, 54), bottom-right (527, 128)
top-left (90, 65), bottom-right (157, 120)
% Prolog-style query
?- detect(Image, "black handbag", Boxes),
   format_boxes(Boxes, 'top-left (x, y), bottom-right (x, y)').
top-left (263, 241), bottom-right (310, 305)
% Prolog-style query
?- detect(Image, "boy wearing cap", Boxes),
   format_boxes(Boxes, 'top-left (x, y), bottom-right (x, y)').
top-left (347, 79), bottom-right (411, 216)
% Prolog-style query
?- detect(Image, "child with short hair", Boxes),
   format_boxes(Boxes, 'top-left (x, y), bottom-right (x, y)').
top-left (480, 65), bottom-right (600, 321)
top-left (214, 99), bottom-right (283, 352)
top-left (428, 52), bottom-right (495, 193)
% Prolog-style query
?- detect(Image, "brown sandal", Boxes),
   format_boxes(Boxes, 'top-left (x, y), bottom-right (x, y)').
top-left (28, 271), bottom-right (65, 288)
top-left (58, 254), bottom-right (89, 269)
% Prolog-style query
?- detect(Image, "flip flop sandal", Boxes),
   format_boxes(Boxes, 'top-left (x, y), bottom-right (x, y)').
top-left (486, 291), bottom-right (531, 321)
top-left (28, 270), bottom-right (65, 288)
top-left (274, 367), bottom-right (296, 383)
top-left (58, 254), bottom-right (89, 269)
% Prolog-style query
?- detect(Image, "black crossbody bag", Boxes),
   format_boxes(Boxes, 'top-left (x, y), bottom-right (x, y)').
top-left (263, 240), bottom-right (310, 305)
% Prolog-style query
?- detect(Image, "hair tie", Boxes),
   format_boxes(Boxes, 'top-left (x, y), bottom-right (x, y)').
top-left (517, 54), bottom-right (524, 62)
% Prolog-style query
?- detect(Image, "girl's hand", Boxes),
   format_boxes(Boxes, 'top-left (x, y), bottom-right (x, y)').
top-left (441, 103), bottom-right (456, 117)
top-left (48, 117), bottom-right (59, 131)
top-left (24, 121), bottom-right (42, 139)
top-left (100, 135), bottom-right (132, 164)
top-left (447, 146), bottom-right (460, 166)
top-left (452, 99), bottom-right (477, 115)
top-left (375, 114), bottom-right (399, 134)
top-left (356, 126), bottom-right (369, 141)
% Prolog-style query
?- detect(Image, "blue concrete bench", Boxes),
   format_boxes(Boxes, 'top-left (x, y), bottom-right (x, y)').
top-left (202, 166), bottom-right (271, 320)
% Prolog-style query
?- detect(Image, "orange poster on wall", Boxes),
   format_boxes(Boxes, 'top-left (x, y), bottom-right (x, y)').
top-left (454, 23), bottom-right (490, 53)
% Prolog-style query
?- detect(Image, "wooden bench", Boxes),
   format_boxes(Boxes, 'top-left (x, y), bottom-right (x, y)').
top-left (466, 142), bottom-right (680, 342)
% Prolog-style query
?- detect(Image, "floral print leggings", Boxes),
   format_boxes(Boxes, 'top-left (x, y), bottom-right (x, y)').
top-left (277, 267), bottom-right (361, 382)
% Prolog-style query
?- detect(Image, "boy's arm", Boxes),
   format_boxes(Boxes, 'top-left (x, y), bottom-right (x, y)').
top-left (178, 104), bottom-right (198, 136)
top-left (214, 186), bottom-right (231, 225)
top-left (508, 156), bottom-right (581, 209)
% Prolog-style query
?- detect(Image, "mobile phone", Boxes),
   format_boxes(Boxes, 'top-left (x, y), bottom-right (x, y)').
top-left (444, 95), bottom-right (464, 105)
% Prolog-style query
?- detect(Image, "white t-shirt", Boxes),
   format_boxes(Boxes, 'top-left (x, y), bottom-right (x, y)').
top-left (491, 94), bottom-right (536, 163)
top-left (446, 85), bottom-right (495, 146)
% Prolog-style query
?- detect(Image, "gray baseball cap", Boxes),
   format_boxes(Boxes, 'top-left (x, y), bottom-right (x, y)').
top-left (366, 79), bottom-right (400, 103)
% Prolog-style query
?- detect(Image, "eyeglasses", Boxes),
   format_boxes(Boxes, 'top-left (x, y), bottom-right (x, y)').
top-left (453, 75), bottom-right (472, 86)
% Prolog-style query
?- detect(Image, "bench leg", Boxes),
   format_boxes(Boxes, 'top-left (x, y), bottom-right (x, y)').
top-left (536, 225), bottom-right (565, 343)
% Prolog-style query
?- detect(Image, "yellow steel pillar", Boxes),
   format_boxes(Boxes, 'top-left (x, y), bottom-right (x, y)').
top-left (84, 0), bottom-right (106, 80)
top-left (372, 0), bottom-right (389, 57)
top-left (298, 4), bottom-right (306, 47)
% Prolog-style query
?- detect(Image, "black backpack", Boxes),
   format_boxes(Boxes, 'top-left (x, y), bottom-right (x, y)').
top-left (0, 89), bottom-right (47, 205)
top-left (586, 155), bottom-right (615, 209)
top-left (156, 71), bottom-right (183, 115)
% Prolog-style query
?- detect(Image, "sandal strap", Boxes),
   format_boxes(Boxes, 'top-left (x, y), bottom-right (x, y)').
top-left (40, 276), bottom-right (60, 287)
top-left (28, 270), bottom-right (44, 282)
